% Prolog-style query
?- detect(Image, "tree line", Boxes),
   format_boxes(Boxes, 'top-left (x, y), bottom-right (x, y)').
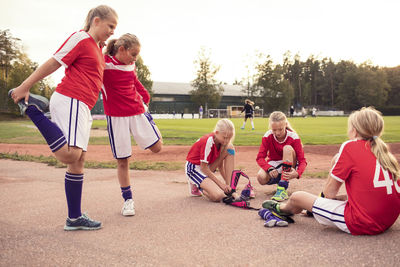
top-left (190, 49), bottom-right (400, 114)
top-left (2, 30), bottom-right (400, 116)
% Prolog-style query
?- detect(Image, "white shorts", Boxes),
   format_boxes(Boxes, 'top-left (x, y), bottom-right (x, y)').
top-left (312, 197), bottom-right (350, 234)
top-left (268, 160), bottom-right (284, 173)
top-left (49, 92), bottom-right (92, 151)
top-left (185, 162), bottom-right (207, 188)
top-left (107, 113), bottom-right (161, 159)
top-left (267, 160), bottom-right (299, 174)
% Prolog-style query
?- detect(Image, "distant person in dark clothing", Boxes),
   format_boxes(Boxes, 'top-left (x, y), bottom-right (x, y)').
top-left (241, 99), bottom-right (255, 130)
top-left (290, 105), bottom-right (294, 117)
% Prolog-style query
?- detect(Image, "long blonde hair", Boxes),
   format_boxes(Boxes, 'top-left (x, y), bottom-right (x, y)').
top-left (105, 33), bottom-right (140, 56)
top-left (245, 99), bottom-right (254, 105)
top-left (214, 119), bottom-right (235, 143)
top-left (348, 106), bottom-right (400, 180)
top-left (269, 111), bottom-right (295, 133)
top-left (83, 5), bottom-right (118, 32)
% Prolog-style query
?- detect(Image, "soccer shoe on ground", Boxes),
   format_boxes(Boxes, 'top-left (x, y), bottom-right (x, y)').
top-left (262, 200), bottom-right (292, 217)
top-left (261, 201), bottom-right (295, 223)
top-left (121, 199), bottom-right (135, 216)
top-left (258, 208), bottom-right (288, 227)
top-left (64, 213), bottom-right (102, 231)
top-left (188, 180), bottom-right (202, 197)
top-left (8, 89), bottom-right (49, 115)
top-left (271, 185), bottom-right (288, 201)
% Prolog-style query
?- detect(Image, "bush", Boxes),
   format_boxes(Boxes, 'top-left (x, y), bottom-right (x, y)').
top-left (377, 106), bottom-right (400, 115)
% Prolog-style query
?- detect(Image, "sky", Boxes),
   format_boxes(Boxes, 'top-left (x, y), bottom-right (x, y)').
top-left (1, 0), bottom-right (399, 86)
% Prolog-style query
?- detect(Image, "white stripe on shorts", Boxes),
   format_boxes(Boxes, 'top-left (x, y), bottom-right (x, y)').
top-left (106, 116), bottom-right (118, 158)
top-left (68, 99), bottom-right (79, 147)
top-left (49, 92), bottom-right (92, 151)
top-left (106, 113), bottom-right (160, 159)
top-left (185, 161), bottom-right (207, 187)
top-left (312, 197), bottom-right (350, 233)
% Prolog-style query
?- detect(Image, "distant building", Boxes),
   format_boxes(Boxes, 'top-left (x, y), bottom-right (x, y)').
top-left (92, 81), bottom-right (247, 114)
top-left (150, 82), bottom-right (246, 114)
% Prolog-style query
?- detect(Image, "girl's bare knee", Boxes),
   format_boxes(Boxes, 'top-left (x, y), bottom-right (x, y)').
top-left (55, 146), bottom-right (83, 164)
top-left (290, 191), bottom-right (302, 201)
top-left (67, 156), bottom-right (85, 173)
top-left (56, 153), bottom-right (80, 164)
top-left (204, 188), bottom-right (225, 202)
top-left (209, 193), bottom-right (224, 202)
top-left (256, 169), bottom-right (268, 185)
top-left (283, 145), bottom-right (294, 153)
top-left (117, 158), bottom-right (129, 168)
top-left (257, 174), bottom-right (267, 185)
top-left (283, 145), bottom-right (296, 164)
top-left (289, 191), bottom-right (310, 204)
top-left (149, 141), bottom-right (162, 153)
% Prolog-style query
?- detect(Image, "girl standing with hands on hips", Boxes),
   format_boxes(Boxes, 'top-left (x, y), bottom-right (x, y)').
top-left (263, 107), bottom-right (400, 235)
top-left (102, 34), bottom-right (163, 216)
top-left (9, 5), bottom-right (118, 230)
top-left (256, 111), bottom-right (307, 201)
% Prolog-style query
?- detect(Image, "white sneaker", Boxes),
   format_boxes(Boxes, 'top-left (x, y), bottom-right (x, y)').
top-left (121, 199), bottom-right (135, 216)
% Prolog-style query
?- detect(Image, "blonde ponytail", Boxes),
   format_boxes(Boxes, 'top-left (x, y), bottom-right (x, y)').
top-left (105, 39), bottom-right (118, 56)
top-left (372, 138), bottom-right (400, 180)
top-left (104, 33), bottom-right (140, 56)
top-left (83, 5), bottom-right (118, 32)
top-left (349, 107), bottom-right (400, 180)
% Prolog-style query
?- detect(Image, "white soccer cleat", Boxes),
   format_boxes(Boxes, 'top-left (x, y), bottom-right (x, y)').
top-left (121, 199), bottom-right (135, 216)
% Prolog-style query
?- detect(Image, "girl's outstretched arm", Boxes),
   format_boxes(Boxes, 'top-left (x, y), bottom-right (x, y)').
top-left (10, 58), bottom-right (61, 103)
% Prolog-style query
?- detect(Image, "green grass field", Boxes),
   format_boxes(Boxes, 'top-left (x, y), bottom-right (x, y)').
top-left (1, 115), bottom-right (399, 172)
top-left (1, 116), bottom-right (400, 146)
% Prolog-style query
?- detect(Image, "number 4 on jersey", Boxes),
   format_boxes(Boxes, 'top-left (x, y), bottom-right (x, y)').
top-left (373, 159), bottom-right (400, 194)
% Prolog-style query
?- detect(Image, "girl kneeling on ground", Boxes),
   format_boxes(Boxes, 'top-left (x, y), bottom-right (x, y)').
top-left (256, 111), bottom-right (307, 201)
top-left (185, 119), bottom-right (253, 201)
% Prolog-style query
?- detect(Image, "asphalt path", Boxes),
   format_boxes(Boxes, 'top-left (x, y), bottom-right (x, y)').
top-left (1, 159), bottom-right (399, 266)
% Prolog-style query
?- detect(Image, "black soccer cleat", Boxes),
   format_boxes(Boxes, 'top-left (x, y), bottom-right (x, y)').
top-left (64, 213), bottom-right (102, 231)
top-left (8, 89), bottom-right (49, 115)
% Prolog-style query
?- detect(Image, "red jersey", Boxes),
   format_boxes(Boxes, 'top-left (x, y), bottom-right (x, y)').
top-left (53, 31), bottom-right (105, 110)
top-left (186, 133), bottom-right (221, 165)
top-left (331, 139), bottom-right (400, 235)
top-left (102, 55), bottom-right (150, 117)
top-left (256, 129), bottom-right (307, 178)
